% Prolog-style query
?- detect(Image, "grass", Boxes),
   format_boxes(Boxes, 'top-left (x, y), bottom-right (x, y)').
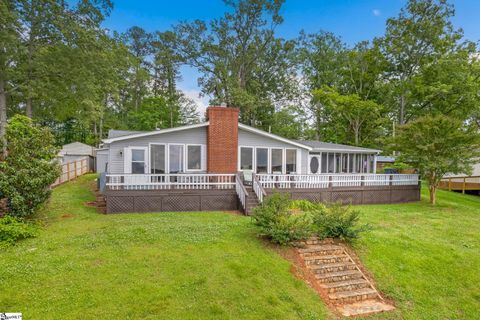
top-left (1, 174), bottom-right (479, 319)
top-left (0, 174), bottom-right (328, 319)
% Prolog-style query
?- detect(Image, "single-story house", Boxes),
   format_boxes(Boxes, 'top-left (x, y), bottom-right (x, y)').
top-left (100, 106), bottom-right (420, 214)
top-left (58, 141), bottom-right (94, 170)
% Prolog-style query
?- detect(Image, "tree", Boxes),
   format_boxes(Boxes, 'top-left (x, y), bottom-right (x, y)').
top-left (173, 0), bottom-right (297, 128)
top-left (378, 0), bottom-right (462, 125)
top-left (392, 115), bottom-right (480, 204)
top-left (0, 115), bottom-right (60, 216)
top-left (312, 87), bottom-right (385, 147)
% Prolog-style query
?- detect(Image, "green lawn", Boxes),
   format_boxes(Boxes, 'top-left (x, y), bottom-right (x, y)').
top-left (1, 174), bottom-right (479, 319)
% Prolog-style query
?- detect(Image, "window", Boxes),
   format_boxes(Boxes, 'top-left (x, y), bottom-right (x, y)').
top-left (256, 148), bottom-right (268, 173)
top-left (240, 147), bottom-right (253, 170)
top-left (321, 153), bottom-right (327, 173)
top-left (310, 156), bottom-right (319, 174)
top-left (286, 149), bottom-right (297, 174)
top-left (349, 154), bottom-right (354, 173)
top-left (131, 149), bottom-right (145, 174)
top-left (356, 154), bottom-right (362, 173)
top-left (169, 144), bottom-right (184, 173)
top-left (335, 153), bottom-right (341, 173)
top-left (369, 155), bottom-right (375, 173)
top-left (271, 149), bottom-right (283, 173)
top-left (328, 153), bottom-right (335, 173)
top-left (150, 145), bottom-right (165, 174)
top-left (342, 154), bottom-right (348, 173)
top-left (187, 145), bottom-right (202, 170)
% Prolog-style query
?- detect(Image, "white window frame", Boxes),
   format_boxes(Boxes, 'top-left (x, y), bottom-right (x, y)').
top-left (238, 146), bottom-right (255, 171)
top-left (148, 143), bottom-right (166, 174)
top-left (186, 144), bottom-right (205, 172)
top-left (285, 148), bottom-right (298, 174)
top-left (270, 148), bottom-right (284, 174)
top-left (167, 143), bottom-right (185, 174)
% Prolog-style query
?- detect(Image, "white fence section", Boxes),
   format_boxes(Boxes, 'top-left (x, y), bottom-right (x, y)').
top-left (235, 173), bottom-right (248, 210)
top-left (106, 174), bottom-right (236, 190)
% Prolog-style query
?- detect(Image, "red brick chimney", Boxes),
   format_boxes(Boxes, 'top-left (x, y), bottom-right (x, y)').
top-left (206, 106), bottom-right (239, 173)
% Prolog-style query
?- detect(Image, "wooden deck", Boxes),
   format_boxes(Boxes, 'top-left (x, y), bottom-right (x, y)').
top-left (439, 176), bottom-right (480, 193)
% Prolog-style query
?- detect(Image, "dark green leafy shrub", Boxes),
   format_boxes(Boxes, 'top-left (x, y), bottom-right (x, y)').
top-left (0, 216), bottom-right (38, 247)
top-left (312, 203), bottom-right (369, 242)
top-left (252, 193), bottom-right (313, 245)
top-left (0, 115), bottom-right (60, 217)
top-left (290, 199), bottom-right (326, 211)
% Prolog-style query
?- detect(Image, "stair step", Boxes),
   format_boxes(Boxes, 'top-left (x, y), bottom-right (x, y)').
top-left (315, 270), bottom-right (364, 283)
top-left (320, 279), bottom-right (371, 293)
top-left (304, 254), bottom-right (350, 265)
top-left (337, 300), bottom-right (395, 317)
top-left (299, 245), bottom-right (344, 256)
top-left (308, 262), bottom-right (357, 274)
top-left (328, 288), bottom-right (378, 304)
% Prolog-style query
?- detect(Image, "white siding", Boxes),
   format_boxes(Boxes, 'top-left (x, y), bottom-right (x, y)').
top-left (108, 127), bottom-right (207, 174)
top-left (238, 128), bottom-right (309, 174)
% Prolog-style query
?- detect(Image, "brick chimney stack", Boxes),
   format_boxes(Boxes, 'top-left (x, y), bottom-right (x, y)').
top-left (206, 106), bottom-right (239, 173)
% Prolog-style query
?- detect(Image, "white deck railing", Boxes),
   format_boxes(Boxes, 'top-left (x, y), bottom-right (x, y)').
top-left (105, 173), bottom-right (419, 192)
top-left (106, 174), bottom-right (236, 190)
top-left (235, 173), bottom-right (249, 210)
top-left (256, 173), bottom-right (419, 189)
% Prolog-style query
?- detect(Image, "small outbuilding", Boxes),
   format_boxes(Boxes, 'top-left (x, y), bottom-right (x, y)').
top-left (58, 142), bottom-right (95, 170)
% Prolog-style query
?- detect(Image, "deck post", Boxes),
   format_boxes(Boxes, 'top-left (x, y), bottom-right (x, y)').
top-left (74, 161), bottom-right (78, 179)
top-left (67, 162), bottom-right (71, 181)
top-left (463, 177), bottom-right (466, 194)
top-left (448, 178), bottom-right (452, 191)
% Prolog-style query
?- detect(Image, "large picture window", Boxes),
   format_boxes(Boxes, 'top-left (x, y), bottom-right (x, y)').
top-left (271, 149), bottom-right (283, 173)
top-left (169, 144), bottom-right (184, 173)
top-left (150, 144), bottom-right (165, 173)
top-left (256, 148), bottom-right (268, 173)
top-left (240, 147), bottom-right (253, 170)
top-left (187, 145), bottom-right (202, 170)
top-left (286, 149), bottom-right (297, 174)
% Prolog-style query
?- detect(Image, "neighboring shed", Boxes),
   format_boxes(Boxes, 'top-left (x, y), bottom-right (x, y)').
top-left (95, 148), bottom-right (109, 173)
top-left (376, 156), bottom-right (396, 173)
top-left (58, 142), bottom-right (95, 170)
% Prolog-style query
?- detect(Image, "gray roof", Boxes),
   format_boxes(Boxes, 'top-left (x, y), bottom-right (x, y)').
top-left (377, 156), bottom-right (396, 162)
top-left (58, 142), bottom-right (94, 157)
top-left (107, 129), bottom-right (146, 139)
top-left (295, 140), bottom-right (380, 153)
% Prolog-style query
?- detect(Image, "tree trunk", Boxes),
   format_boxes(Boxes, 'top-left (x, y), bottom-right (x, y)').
top-left (0, 77), bottom-right (7, 159)
top-left (399, 94), bottom-right (405, 125)
top-left (429, 185), bottom-right (436, 205)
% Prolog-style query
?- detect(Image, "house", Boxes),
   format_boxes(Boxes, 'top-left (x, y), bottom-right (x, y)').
top-left (58, 141), bottom-right (94, 170)
top-left (376, 155), bottom-right (396, 173)
top-left (100, 106), bottom-right (420, 214)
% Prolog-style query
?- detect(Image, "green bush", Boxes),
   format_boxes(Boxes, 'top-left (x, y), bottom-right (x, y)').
top-left (0, 115), bottom-right (60, 217)
top-left (0, 216), bottom-right (38, 247)
top-left (312, 203), bottom-right (369, 242)
top-left (290, 199), bottom-right (326, 211)
top-left (252, 193), bottom-right (314, 245)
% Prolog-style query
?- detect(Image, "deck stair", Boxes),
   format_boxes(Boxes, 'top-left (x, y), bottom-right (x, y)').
top-left (295, 238), bottom-right (395, 317)
top-left (243, 186), bottom-right (259, 215)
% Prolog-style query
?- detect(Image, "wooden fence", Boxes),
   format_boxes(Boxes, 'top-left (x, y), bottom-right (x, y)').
top-left (439, 176), bottom-right (480, 193)
top-left (52, 158), bottom-right (90, 187)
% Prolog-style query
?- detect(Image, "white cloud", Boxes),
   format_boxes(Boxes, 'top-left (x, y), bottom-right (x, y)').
top-left (372, 9), bottom-right (381, 16)
top-left (182, 89), bottom-right (210, 116)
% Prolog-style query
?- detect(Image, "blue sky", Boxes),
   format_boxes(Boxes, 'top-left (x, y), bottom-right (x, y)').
top-left (102, 0), bottom-right (480, 110)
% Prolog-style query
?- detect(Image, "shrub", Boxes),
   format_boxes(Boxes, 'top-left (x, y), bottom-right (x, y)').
top-left (0, 216), bottom-right (38, 247)
top-left (252, 193), bottom-right (313, 245)
top-left (290, 199), bottom-right (326, 211)
top-left (0, 115), bottom-right (60, 217)
top-left (312, 203), bottom-right (369, 242)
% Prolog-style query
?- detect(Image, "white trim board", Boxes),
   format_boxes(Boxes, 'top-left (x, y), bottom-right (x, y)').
top-left (102, 122), bottom-right (209, 144)
top-left (238, 124), bottom-right (312, 150)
